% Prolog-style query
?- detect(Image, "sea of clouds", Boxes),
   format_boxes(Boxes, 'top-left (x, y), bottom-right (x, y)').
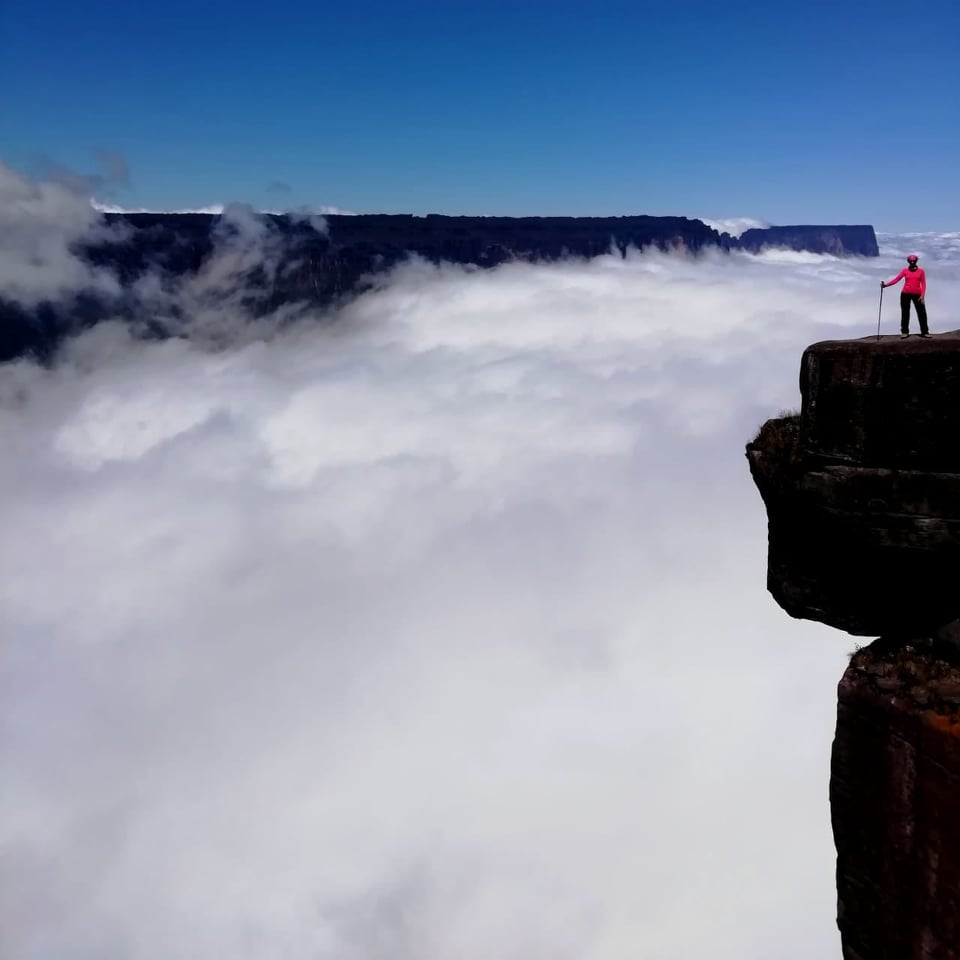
top-left (2, 163), bottom-right (958, 960)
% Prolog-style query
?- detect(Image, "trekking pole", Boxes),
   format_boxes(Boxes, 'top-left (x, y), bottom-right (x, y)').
top-left (876, 283), bottom-right (884, 340)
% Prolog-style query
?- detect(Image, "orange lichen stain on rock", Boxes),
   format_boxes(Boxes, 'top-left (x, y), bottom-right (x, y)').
top-left (924, 710), bottom-right (960, 739)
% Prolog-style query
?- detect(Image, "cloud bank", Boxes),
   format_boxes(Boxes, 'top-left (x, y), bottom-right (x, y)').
top-left (699, 216), bottom-right (770, 238)
top-left (0, 163), bottom-right (122, 307)
top-left (2, 176), bottom-right (958, 959)
top-left (91, 201), bottom-right (357, 217)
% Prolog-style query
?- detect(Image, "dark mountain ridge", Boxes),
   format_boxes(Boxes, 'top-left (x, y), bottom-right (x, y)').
top-left (1, 213), bottom-right (879, 363)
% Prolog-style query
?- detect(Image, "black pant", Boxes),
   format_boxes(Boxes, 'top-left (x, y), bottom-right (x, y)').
top-left (900, 293), bottom-right (928, 334)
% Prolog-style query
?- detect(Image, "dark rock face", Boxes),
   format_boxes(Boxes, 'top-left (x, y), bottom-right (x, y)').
top-left (748, 332), bottom-right (960, 638)
top-left (832, 641), bottom-right (960, 960)
top-left (0, 213), bottom-right (877, 363)
top-left (800, 336), bottom-right (960, 471)
top-left (748, 331), bottom-right (960, 959)
top-left (738, 224), bottom-right (879, 257)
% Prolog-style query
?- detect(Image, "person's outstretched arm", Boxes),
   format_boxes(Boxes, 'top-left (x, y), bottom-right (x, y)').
top-left (882, 268), bottom-right (907, 288)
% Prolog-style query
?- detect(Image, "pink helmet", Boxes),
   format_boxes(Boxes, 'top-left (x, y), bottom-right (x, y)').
top-left (907, 253), bottom-right (919, 262)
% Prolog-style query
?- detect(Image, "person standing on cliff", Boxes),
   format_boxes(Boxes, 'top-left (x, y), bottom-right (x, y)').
top-left (881, 254), bottom-right (930, 339)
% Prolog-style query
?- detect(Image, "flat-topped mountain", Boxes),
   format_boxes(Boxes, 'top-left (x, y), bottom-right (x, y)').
top-left (1, 213), bottom-right (878, 363)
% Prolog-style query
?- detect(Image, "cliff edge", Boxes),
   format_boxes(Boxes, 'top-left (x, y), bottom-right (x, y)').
top-left (747, 330), bottom-right (960, 959)
top-left (748, 331), bottom-right (960, 639)
top-left (0, 215), bottom-right (877, 363)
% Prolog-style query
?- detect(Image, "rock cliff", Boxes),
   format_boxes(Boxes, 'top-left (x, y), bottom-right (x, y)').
top-left (832, 639), bottom-right (960, 960)
top-left (748, 331), bottom-right (960, 959)
top-left (0, 213), bottom-right (876, 363)
top-left (738, 224), bottom-right (879, 257)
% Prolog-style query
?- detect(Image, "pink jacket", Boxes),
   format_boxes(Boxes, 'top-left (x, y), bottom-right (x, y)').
top-left (885, 266), bottom-right (926, 296)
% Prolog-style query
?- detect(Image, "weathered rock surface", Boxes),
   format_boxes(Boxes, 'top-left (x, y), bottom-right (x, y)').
top-left (748, 331), bottom-right (960, 638)
top-left (748, 329), bottom-right (960, 959)
top-left (0, 213), bottom-right (877, 363)
top-left (800, 333), bottom-right (960, 471)
top-left (738, 224), bottom-right (879, 257)
top-left (832, 640), bottom-right (960, 960)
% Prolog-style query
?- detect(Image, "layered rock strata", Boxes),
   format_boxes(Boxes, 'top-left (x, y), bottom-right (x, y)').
top-left (748, 332), bottom-right (960, 638)
top-left (748, 330), bottom-right (960, 959)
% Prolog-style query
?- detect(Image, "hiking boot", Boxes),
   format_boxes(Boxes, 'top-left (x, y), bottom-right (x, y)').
top-left (920, 332), bottom-right (932, 338)
top-left (900, 333), bottom-right (909, 339)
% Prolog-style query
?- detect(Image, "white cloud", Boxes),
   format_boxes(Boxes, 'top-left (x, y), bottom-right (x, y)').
top-left (876, 231), bottom-right (960, 265)
top-left (699, 216), bottom-right (770, 238)
top-left (92, 201), bottom-right (230, 215)
top-left (91, 201), bottom-right (357, 216)
top-left (0, 164), bottom-right (122, 306)
top-left (312, 205), bottom-right (358, 216)
top-left (2, 205), bottom-right (958, 960)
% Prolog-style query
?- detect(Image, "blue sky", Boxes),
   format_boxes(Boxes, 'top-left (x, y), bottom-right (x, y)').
top-left (2, 0), bottom-right (958, 229)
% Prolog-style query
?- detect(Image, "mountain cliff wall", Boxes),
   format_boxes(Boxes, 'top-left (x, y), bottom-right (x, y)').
top-left (748, 330), bottom-right (960, 959)
top-left (0, 213), bottom-right (877, 363)
top-left (832, 639), bottom-right (960, 960)
top-left (738, 224), bottom-right (879, 257)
